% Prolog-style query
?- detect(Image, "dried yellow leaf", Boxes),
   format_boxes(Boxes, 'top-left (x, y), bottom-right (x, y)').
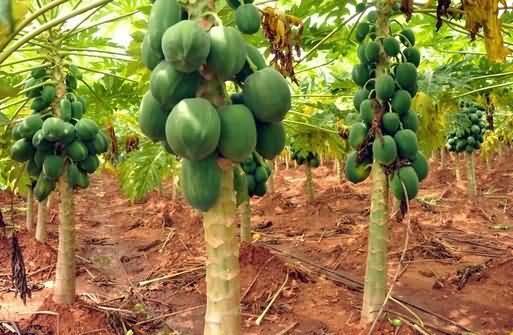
top-left (463, 0), bottom-right (511, 62)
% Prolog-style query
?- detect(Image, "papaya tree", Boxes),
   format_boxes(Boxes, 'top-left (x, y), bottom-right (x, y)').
top-left (136, 0), bottom-right (291, 333)
top-left (0, 0), bottom-right (139, 304)
top-left (446, 100), bottom-right (488, 196)
top-left (346, 1), bottom-right (429, 322)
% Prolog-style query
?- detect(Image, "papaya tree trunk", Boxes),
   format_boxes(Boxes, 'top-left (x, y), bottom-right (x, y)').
top-left (35, 197), bottom-right (49, 243)
top-left (26, 187), bottom-right (34, 232)
top-left (361, 0), bottom-right (391, 323)
top-left (338, 158), bottom-right (344, 183)
top-left (54, 171), bottom-right (76, 304)
top-left (285, 153), bottom-right (289, 169)
top-left (440, 148), bottom-right (446, 169)
top-left (454, 153), bottom-right (461, 182)
top-left (486, 158), bottom-right (491, 172)
top-left (53, 58), bottom-right (76, 305)
top-left (465, 151), bottom-right (477, 197)
top-left (362, 161), bottom-right (389, 323)
top-left (240, 200), bottom-right (251, 243)
top-left (172, 175), bottom-right (179, 201)
top-left (266, 160), bottom-right (275, 194)
top-left (305, 164), bottom-right (315, 203)
top-left (203, 167), bottom-right (240, 335)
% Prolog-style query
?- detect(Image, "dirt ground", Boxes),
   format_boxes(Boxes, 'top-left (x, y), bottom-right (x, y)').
top-left (0, 151), bottom-right (512, 335)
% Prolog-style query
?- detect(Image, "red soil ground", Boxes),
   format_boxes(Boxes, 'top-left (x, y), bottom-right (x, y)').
top-left (1, 152), bottom-right (512, 335)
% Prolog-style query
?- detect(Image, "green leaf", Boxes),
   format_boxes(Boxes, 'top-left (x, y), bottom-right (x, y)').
top-left (0, 111), bottom-right (8, 125)
top-left (0, 79), bottom-right (19, 98)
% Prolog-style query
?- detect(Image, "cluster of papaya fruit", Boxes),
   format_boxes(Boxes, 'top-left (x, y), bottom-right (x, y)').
top-left (139, 0), bottom-right (290, 211)
top-left (345, 11), bottom-right (427, 202)
top-left (10, 65), bottom-right (108, 201)
top-left (446, 102), bottom-right (487, 153)
top-left (291, 149), bottom-right (320, 168)
top-left (235, 153), bottom-right (272, 200)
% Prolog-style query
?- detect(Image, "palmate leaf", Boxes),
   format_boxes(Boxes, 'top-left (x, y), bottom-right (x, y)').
top-left (117, 141), bottom-right (178, 201)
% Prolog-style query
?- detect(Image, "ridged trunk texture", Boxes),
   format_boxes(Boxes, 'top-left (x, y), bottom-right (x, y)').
top-left (53, 58), bottom-right (76, 305)
top-left (240, 200), bottom-right (251, 242)
top-left (338, 158), bottom-right (344, 183)
top-left (36, 197), bottom-right (49, 243)
top-left (305, 164), bottom-right (315, 203)
top-left (26, 187), bottom-right (34, 232)
top-left (203, 168), bottom-right (240, 335)
top-left (54, 172), bottom-right (76, 304)
top-left (454, 153), bottom-right (461, 182)
top-left (361, 161), bottom-right (389, 323)
top-left (361, 0), bottom-right (391, 323)
top-left (465, 151), bottom-right (477, 197)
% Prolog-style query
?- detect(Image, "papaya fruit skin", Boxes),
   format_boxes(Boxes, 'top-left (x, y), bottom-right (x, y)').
top-left (345, 151), bottom-right (371, 184)
top-left (395, 62), bottom-right (417, 91)
top-left (403, 47), bottom-right (420, 67)
top-left (243, 68), bottom-right (291, 123)
top-left (391, 166), bottom-right (419, 200)
top-left (255, 122), bottom-right (286, 160)
top-left (10, 139), bottom-right (35, 162)
top-left (235, 4), bottom-right (261, 34)
top-left (207, 26), bottom-right (248, 80)
top-left (254, 166), bottom-right (268, 183)
top-left (41, 85), bottom-right (56, 104)
top-left (150, 61), bottom-right (201, 111)
top-left (20, 114), bottom-right (43, 139)
top-left (353, 88), bottom-right (370, 111)
top-left (93, 132), bottom-right (109, 154)
top-left (66, 140), bottom-right (89, 162)
top-left (235, 44), bottom-right (267, 82)
top-left (394, 129), bottom-right (418, 160)
top-left (60, 99), bottom-right (73, 122)
top-left (42, 117), bottom-right (66, 142)
top-left (148, 0), bottom-right (182, 51)
top-left (352, 64), bottom-right (370, 87)
top-left (34, 174), bottom-right (56, 201)
top-left (79, 155), bottom-right (100, 174)
top-left (217, 104), bottom-right (257, 162)
top-left (71, 101), bottom-right (84, 120)
top-left (253, 181), bottom-right (267, 197)
top-left (412, 151), bottom-right (428, 181)
top-left (383, 37), bottom-right (400, 57)
top-left (165, 98), bottom-right (221, 161)
top-left (382, 112), bottom-right (400, 135)
top-left (162, 20), bottom-right (211, 73)
top-left (399, 29), bottom-right (416, 47)
top-left (372, 135), bottom-right (398, 165)
top-left (348, 122), bottom-right (368, 149)
top-left (141, 33), bottom-right (164, 70)
top-left (401, 110), bottom-right (419, 132)
top-left (391, 90), bottom-right (411, 116)
top-left (355, 22), bottom-right (370, 42)
top-left (137, 90), bottom-right (165, 143)
top-left (42, 155), bottom-right (65, 180)
top-left (75, 118), bottom-right (99, 141)
top-left (375, 74), bottom-right (395, 100)
top-left (359, 99), bottom-right (374, 126)
top-left (181, 154), bottom-right (222, 211)
top-left (365, 41), bottom-right (380, 63)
